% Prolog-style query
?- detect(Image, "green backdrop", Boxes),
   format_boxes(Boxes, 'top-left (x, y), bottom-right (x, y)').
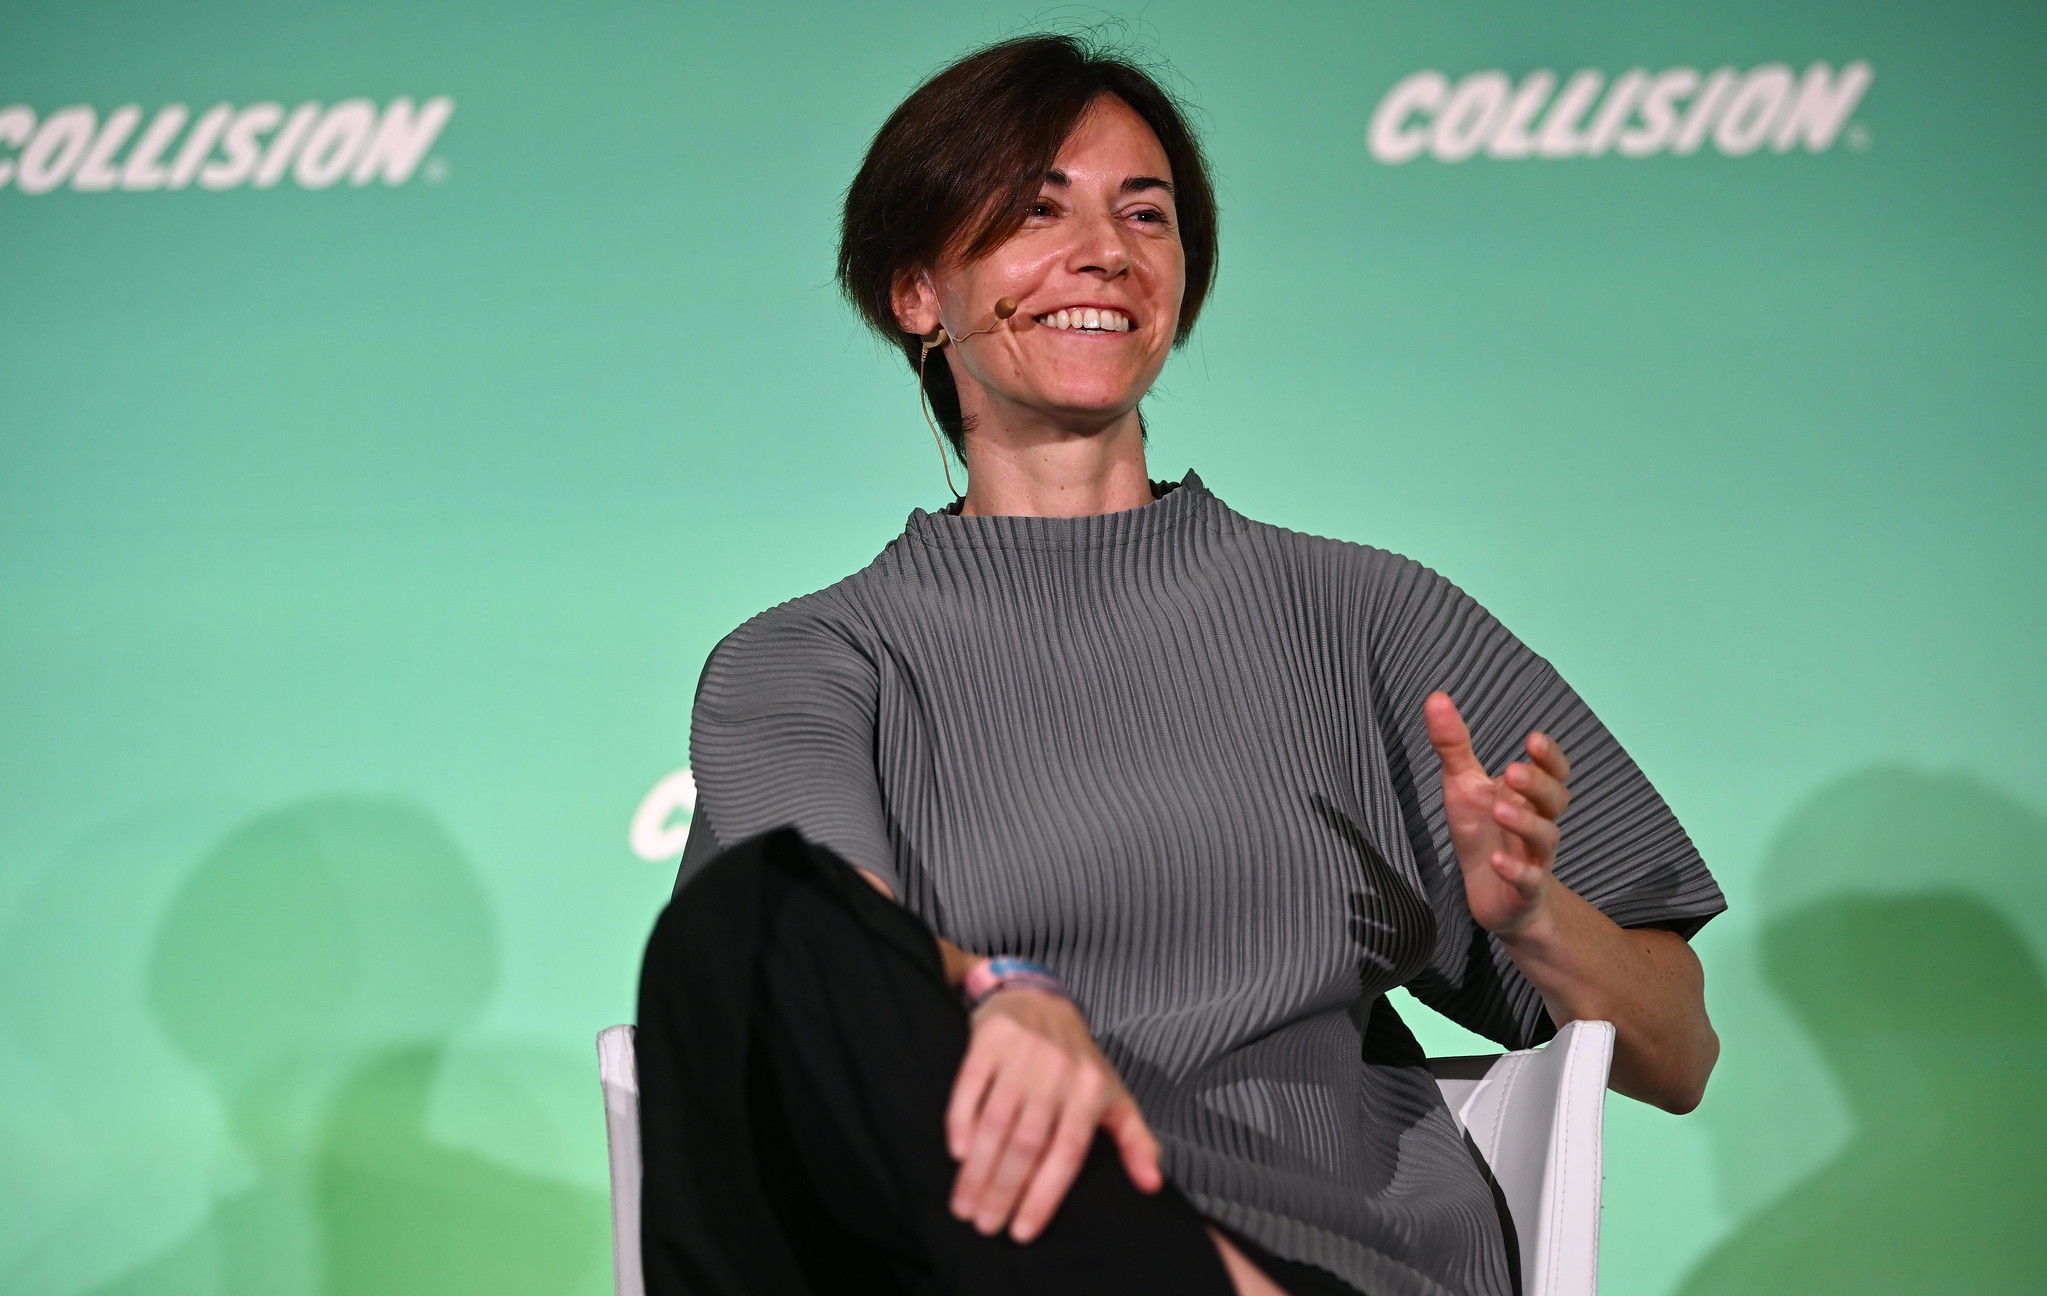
top-left (4, 2), bottom-right (2043, 1292)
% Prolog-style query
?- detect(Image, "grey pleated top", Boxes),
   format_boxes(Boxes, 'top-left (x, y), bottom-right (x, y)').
top-left (674, 473), bottom-right (1723, 1296)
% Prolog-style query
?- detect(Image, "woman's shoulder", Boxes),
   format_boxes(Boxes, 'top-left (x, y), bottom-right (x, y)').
top-left (1204, 502), bottom-right (1506, 662)
top-left (1215, 502), bottom-right (1454, 601)
top-left (698, 548), bottom-right (908, 682)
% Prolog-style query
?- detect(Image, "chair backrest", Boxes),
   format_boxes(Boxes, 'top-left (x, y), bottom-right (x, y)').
top-left (596, 1024), bottom-right (645, 1296)
top-left (1431, 1018), bottom-right (1616, 1296)
top-left (596, 1019), bottom-right (1613, 1296)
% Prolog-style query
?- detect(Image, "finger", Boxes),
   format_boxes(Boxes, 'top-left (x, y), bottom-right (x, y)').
top-left (976, 1090), bottom-right (1058, 1235)
top-left (1491, 849), bottom-right (1547, 896)
top-left (1101, 1094), bottom-right (1163, 1193)
top-left (946, 1038), bottom-right (1001, 1161)
top-left (1526, 730), bottom-right (1572, 783)
top-left (1491, 794), bottom-right (1560, 859)
top-left (1504, 761), bottom-right (1568, 820)
top-left (953, 1074), bottom-right (1027, 1221)
top-left (1423, 692), bottom-right (1486, 778)
top-left (1009, 1096), bottom-right (1097, 1242)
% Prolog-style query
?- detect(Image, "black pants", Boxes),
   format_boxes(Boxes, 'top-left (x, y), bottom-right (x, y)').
top-left (637, 828), bottom-right (1358, 1296)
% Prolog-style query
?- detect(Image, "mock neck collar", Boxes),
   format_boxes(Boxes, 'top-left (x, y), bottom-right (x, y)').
top-left (903, 471), bottom-right (1219, 551)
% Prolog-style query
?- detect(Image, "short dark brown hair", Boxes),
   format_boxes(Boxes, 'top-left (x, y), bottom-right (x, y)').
top-left (837, 34), bottom-right (1220, 454)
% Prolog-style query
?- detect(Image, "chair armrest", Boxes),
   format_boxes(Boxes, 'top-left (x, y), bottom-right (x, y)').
top-left (1433, 1020), bottom-right (1615, 1296)
top-left (596, 1025), bottom-right (644, 1296)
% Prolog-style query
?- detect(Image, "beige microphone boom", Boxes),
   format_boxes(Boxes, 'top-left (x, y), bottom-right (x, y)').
top-left (915, 296), bottom-right (1020, 500)
top-left (930, 296), bottom-right (1020, 348)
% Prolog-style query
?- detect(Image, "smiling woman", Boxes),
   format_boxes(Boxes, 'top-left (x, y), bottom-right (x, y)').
top-left (837, 37), bottom-right (1216, 499)
top-left (635, 32), bottom-right (1724, 1296)
top-left (887, 96), bottom-right (1183, 512)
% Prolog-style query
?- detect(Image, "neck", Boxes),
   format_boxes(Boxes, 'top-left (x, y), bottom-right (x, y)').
top-left (956, 407), bottom-right (1153, 518)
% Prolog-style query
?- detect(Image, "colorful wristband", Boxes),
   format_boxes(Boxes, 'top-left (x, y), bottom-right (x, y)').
top-left (962, 956), bottom-right (1069, 1007)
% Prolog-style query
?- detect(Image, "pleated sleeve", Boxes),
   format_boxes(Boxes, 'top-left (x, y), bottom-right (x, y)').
top-left (1365, 552), bottom-right (1725, 1050)
top-left (673, 599), bottom-right (899, 895)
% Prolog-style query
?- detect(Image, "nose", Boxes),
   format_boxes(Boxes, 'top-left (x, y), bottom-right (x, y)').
top-left (1065, 209), bottom-right (1132, 279)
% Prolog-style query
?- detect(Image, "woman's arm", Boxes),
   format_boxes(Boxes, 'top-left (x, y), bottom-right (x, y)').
top-left (1424, 694), bottom-right (1720, 1113)
top-left (1494, 887), bottom-right (1717, 1111)
top-left (853, 869), bottom-right (1165, 1242)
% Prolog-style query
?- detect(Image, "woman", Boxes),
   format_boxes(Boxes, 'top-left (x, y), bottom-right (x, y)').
top-left (638, 34), bottom-right (1723, 1296)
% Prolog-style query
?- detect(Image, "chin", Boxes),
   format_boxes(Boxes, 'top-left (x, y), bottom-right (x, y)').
top-left (1043, 399), bottom-right (1141, 428)
top-left (1034, 378), bottom-right (1147, 420)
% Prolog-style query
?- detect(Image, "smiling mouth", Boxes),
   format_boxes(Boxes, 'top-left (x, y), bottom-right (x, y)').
top-left (1035, 307), bottom-right (1134, 333)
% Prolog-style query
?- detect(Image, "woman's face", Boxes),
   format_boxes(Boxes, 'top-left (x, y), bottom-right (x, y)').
top-left (899, 95), bottom-right (1187, 434)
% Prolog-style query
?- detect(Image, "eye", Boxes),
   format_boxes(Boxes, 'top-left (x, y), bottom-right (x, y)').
top-left (1026, 200), bottom-right (1054, 218)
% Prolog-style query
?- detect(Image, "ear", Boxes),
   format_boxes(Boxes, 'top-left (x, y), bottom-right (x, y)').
top-left (891, 269), bottom-right (942, 339)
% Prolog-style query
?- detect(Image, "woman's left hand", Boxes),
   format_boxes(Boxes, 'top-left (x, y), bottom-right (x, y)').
top-left (1420, 690), bottom-right (1720, 1112)
top-left (1424, 691), bottom-right (1572, 935)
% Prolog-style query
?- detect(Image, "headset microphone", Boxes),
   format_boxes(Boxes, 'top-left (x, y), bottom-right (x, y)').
top-left (922, 296), bottom-right (1019, 350)
top-left (916, 297), bottom-right (1020, 501)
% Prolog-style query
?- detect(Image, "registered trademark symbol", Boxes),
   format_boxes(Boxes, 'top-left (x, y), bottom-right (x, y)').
top-left (423, 157), bottom-right (449, 183)
top-left (1846, 124), bottom-right (1870, 151)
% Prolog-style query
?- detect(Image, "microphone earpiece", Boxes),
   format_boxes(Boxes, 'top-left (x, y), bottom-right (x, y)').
top-left (923, 297), bottom-right (1020, 354)
top-left (912, 296), bottom-right (1018, 502)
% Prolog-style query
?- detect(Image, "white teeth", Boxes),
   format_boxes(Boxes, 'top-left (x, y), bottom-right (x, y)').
top-left (1036, 308), bottom-right (1133, 332)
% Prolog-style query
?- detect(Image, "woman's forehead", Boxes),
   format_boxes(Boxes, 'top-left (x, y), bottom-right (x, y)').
top-left (1050, 96), bottom-right (1174, 183)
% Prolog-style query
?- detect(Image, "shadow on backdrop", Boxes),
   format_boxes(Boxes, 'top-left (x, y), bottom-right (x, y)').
top-left (1679, 768), bottom-right (2047, 1294)
top-left (90, 797), bottom-right (606, 1296)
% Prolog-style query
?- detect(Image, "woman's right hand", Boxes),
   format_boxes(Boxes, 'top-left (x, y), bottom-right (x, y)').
top-left (944, 986), bottom-right (1162, 1242)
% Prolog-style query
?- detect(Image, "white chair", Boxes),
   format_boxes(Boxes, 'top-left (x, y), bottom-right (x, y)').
top-left (596, 1025), bottom-right (646, 1296)
top-left (1431, 1018), bottom-right (1616, 1296)
top-left (596, 1018), bottom-right (1615, 1296)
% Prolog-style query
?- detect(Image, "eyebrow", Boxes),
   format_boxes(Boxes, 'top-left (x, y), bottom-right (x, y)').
top-left (1043, 169), bottom-right (1175, 196)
